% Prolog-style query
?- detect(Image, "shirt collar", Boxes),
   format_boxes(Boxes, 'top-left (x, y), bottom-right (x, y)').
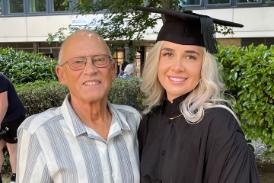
top-left (61, 95), bottom-right (132, 139)
top-left (108, 102), bottom-right (131, 132)
top-left (61, 95), bottom-right (87, 137)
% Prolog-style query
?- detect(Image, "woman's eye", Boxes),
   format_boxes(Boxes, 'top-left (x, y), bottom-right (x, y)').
top-left (186, 55), bottom-right (197, 60)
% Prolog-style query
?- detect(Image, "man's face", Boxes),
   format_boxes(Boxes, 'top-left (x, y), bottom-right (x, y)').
top-left (56, 32), bottom-right (116, 105)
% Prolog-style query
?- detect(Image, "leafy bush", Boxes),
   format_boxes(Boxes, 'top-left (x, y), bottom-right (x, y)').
top-left (217, 44), bottom-right (274, 150)
top-left (16, 78), bottom-right (143, 116)
top-left (16, 80), bottom-right (67, 116)
top-left (0, 48), bottom-right (57, 83)
top-left (109, 77), bottom-right (144, 110)
top-left (2, 148), bottom-right (11, 175)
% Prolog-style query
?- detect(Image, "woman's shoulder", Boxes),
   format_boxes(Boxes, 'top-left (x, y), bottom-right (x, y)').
top-left (0, 73), bottom-right (9, 85)
top-left (203, 106), bottom-right (242, 140)
top-left (205, 106), bottom-right (239, 125)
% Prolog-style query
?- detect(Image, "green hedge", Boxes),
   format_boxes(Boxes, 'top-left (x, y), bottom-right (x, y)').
top-left (16, 81), bottom-right (67, 116)
top-left (217, 44), bottom-right (274, 150)
top-left (0, 47), bottom-right (57, 83)
top-left (109, 77), bottom-right (144, 110)
top-left (16, 78), bottom-right (143, 117)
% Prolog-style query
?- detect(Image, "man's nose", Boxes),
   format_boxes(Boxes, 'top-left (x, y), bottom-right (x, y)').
top-left (83, 57), bottom-right (98, 73)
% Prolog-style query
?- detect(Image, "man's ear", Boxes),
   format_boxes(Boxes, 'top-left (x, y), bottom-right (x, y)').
top-left (55, 65), bottom-right (66, 85)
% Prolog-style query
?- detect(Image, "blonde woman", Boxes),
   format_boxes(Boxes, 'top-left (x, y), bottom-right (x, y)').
top-left (137, 7), bottom-right (259, 183)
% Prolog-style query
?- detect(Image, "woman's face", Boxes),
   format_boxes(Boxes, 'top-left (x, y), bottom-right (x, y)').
top-left (158, 41), bottom-right (204, 102)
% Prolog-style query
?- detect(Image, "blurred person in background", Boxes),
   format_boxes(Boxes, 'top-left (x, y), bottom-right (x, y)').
top-left (0, 73), bottom-right (26, 183)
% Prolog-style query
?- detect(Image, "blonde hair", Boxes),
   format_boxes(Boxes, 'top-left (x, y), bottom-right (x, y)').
top-left (141, 42), bottom-right (164, 110)
top-left (141, 41), bottom-right (239, 124)
top-left (58, 29), bottom-right (111, 64)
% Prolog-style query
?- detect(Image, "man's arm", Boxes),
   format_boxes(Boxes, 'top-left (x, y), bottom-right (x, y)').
top-left (0, 91), bottom-right (8, 125)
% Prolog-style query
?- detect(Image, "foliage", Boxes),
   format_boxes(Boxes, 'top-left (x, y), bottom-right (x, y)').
top-left (16, 81), bottom-right (67, 116)
top-left (16, 78), bottom-right (143, 117)
top-left (48, 0), bottom-right (232, 42)
top-left (0, 48), bottom-right (57, 83)
top-left (2, 148), bottom-right (11, 175)
top-left (47, 27), bottom-right (69, 44)
top-left (48, 0), bottom-right (160, 42)
top-left (217, 44), bottom-right (274, 150)
top-left (109, 77), bottom-right (144, 110)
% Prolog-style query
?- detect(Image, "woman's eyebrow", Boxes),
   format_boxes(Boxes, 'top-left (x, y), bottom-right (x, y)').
top-left (184, 50), bottom-right (201, 56)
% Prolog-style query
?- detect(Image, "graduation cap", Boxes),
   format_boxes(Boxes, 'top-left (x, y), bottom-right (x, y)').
top-left (135, 6), bottom-right (243, 54)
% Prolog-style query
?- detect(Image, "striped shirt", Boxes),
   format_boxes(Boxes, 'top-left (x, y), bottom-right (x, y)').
top-left (16, 96), bottom-right (141, 183)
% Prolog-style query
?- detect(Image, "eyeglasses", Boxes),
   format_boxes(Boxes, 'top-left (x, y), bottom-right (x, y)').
top-left (60, 54), bottom-right (113, 71)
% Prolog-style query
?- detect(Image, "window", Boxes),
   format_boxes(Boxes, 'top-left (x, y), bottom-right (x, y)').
top-left (264, 0), bottom-right (274, 3)
top-left (242, 38), bottom-right (274, 47)
top-left (208, 0), bottom-right (230, 4)
top-left (8, 0), bottom-right (24, 13)
top-left (52, 0), bottom-right (69, 12)
top-left (180, 0), bottom-right (202, 6)
top-left (29, 0), bottom-right (46, 13)
top-left (113, 49), bottom-right (124, 67)
top-left (237, 0), bottom-right (261, 3)
top-left (0, 0), bottom-right (2, 15)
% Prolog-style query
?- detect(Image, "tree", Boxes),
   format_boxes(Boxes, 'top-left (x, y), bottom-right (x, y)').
top-left (48, 0), bottom-right (233, 42)
top-left (48, 0), bottom-right (170, 42)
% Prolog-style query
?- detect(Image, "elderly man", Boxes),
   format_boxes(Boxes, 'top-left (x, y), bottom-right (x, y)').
top-left (16, 30), bottom-right (141, 183)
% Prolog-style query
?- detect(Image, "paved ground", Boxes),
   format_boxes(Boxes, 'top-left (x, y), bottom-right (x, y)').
top-left (258, 163), bottom-right (274, 183)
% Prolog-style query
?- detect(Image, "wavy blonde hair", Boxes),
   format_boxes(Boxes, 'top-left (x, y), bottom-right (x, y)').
top-left (141, 41), bottom-right (238, 124)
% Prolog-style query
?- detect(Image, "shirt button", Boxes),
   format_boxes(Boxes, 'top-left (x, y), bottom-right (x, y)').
top-left (161, 150), bottom-right (166, 156)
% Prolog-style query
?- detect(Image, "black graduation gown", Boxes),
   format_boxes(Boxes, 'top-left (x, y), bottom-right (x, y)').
top-left (138, 96), bottom-right (260, 183)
